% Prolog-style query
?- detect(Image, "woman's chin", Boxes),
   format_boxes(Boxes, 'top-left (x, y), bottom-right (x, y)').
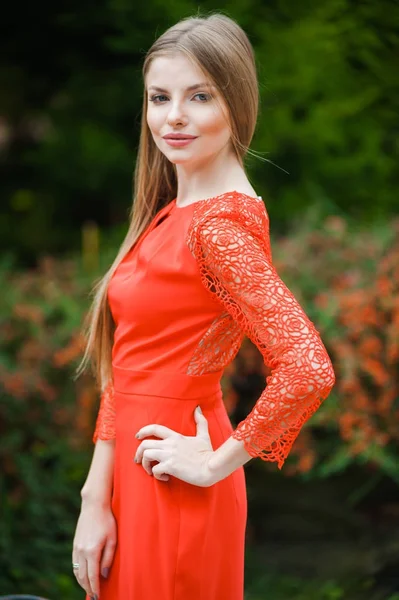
top-left (165, 153), bottom-right (199, 165)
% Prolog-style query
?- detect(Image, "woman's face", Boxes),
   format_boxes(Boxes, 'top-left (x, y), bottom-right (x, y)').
top-left (145, 53), bottom-right (232, 166)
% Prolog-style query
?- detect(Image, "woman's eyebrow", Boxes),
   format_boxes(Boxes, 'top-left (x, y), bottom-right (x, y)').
top-left (147, 82), bottom-right (214, 92)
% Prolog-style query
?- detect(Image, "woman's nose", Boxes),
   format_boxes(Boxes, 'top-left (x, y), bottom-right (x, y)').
top-left (166, 102), bottom-right (188, 125)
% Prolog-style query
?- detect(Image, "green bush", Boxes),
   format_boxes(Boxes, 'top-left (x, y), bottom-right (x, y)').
top-left (0, 254), bottom-right (95, 597)
top-left (2, 1), bottom-right (398, 261)
top-left (0, 211), bottom-right (398, 596)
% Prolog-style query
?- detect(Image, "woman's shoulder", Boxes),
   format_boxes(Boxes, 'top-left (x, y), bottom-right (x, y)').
top-left (190, 190), bottom-right (269, 231)
top-left (187, 190), bottom-right (270, 253)
top-left (192, 189), bottom-right (266, 218)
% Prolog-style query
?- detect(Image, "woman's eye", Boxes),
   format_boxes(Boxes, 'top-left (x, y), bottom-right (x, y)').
top-left (149, 94), bottom-right (168, 103)
top-left (149, 93), bottom-right (211, 103)
top-left (193, 93), bottom-right (211, 102)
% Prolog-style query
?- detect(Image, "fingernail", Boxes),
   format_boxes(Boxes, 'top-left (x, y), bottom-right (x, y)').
top-left (197, 405), bottom-right (203, 414)
top-left (102, 567), bottom-right (109, 578)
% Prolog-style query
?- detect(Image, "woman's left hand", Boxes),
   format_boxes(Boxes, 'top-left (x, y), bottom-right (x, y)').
top-left (134, 406), bottom-right (216, 487)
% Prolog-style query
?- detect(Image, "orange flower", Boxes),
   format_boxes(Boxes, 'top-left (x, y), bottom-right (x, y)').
top-left (2, 372), bottom-right (28, 399)
top-left (377, 275), bottom-right (393, 296)
top-left (358, 336), bottom-right (383, 357)
top-left (297, 451), bottom-right (316, 473)
top-left (13, 303), bottom-right (44, 324)
top-left (362, 358), bottom-right (389, 386)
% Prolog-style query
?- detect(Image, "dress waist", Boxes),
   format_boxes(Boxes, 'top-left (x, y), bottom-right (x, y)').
top-left (112, 364), bottom-right (224, 403)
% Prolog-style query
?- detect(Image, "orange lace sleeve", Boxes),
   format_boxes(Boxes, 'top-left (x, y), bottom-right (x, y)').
top-left (190, 194), bottom-right (336, 468)
top-left (93, 380), bottom-right (116, 443)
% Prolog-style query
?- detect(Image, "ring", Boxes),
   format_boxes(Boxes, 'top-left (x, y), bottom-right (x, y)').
top-left (73, 562), bottom-right (80, 570)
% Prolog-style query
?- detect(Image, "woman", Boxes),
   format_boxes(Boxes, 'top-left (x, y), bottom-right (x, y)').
top-left (72, 12), bottom-right (336, 600)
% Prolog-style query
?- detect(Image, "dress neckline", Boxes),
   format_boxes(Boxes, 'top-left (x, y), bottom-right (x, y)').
top-left (172, 190), bottom-right (262, 210)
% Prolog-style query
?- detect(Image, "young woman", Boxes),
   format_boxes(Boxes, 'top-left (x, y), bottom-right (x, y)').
top-left (72, 12), bottom-right (335, 600)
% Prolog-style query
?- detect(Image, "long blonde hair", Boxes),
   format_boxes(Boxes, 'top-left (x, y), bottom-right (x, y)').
top-left (75, 11), bottom-right (260, 391)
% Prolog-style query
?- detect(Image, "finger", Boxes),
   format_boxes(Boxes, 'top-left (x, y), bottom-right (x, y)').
top-left (87, 553), bottom-right (101, 598)
top-left (135, 439), bottom-right (166, 463)
top-left (142, 455), bottom-right (154, 476)
top-left (154, 472), bottom-right (170, 481)
top-left (72, 550), bottom-right (79, 572)
top-left (100, 536), bottom-right (117, 580)
top-left (136, 424), bottom-right (178, 440)
top-left (141, 449), bottom-right (168, 475)
top-left (72, 552), bottom-right (81, 584)
top-left (152, 461), bottom-right (171, 481)
top-left (194, 406), bottom-right (210, 439)
top-left (76, 554), bottom-right (93, 597)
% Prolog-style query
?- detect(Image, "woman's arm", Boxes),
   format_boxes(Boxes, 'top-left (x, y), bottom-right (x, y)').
top-left (83, 379), bottom-right (117, 505)
top-left (194, 197), bottom-right (335, 470)
top-left (73, 439), bottom-right (117, 598)
top-left (74, 383), bottom-right (117, 596)
top-left (81, 438), bottom-right (116, 507)
top-left (93, 380), bottom-right (116, 443)
top-left (208, 436), bottom-right (252, 481)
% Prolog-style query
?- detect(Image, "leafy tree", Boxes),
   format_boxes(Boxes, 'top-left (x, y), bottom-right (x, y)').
top-left (1, 1), bottom-right (398, 260)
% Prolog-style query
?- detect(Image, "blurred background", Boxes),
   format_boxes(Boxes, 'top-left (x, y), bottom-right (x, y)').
top-left (1, 1), bottom-right (398, 599)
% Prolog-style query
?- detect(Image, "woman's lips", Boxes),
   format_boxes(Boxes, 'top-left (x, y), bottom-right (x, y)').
top-left (163, 137), bottom-right (197, 147)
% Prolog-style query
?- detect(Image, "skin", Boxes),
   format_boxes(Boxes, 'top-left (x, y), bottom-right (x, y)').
top-left (146, 52), bottom-right (257, 206)
top-left (136, 53), bottom-right (255, 485)
top-left (74, 439), bottom-right (116, 599)
top-left (134, 407), bottom-right (253, 487)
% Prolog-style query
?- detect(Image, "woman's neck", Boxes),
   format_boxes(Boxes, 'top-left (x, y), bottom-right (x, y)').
top-left (174, 151), bottom-right (253, 206)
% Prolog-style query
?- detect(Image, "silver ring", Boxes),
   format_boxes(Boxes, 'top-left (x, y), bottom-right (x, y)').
top-left (72, 562), bottom-right (80, 570)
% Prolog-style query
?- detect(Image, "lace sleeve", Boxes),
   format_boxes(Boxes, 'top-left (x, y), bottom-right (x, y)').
top-left (93, 380), bottom-right (116, 443)
top-left (194, 198), bottom-right (336, 468)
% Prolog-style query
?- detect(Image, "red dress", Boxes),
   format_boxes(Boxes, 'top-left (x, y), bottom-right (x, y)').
top-left (89, 191), bottom-right (335, 600)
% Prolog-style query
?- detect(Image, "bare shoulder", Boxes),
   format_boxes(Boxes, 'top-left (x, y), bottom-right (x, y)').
top-left (233, 184), bottom-right (259, 198)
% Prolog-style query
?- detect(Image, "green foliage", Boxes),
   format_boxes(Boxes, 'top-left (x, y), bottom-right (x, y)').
top-left (244, 546), bottom-right (376, 600)
top-left (1, 209), bottom-right (398, 595)
top-left (260, 207), bottom-right (399, 485)
top-left (0, 254), bottom-right (95, 596)
top-left (248, 1), bottom-right (398, 222)
top-left (1, 1), bottom-right (398, 263)
top-left (245, 574), bottom-right (348, 600)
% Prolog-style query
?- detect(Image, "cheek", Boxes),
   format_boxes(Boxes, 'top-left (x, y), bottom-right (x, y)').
top-left (146, 107), bottom-right (162, 133)
top-left (197, 107), bottom-right (230, 138)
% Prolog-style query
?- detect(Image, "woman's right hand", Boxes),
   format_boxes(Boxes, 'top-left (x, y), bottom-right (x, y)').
top-left (72, 500), bottom-right (117, 598)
